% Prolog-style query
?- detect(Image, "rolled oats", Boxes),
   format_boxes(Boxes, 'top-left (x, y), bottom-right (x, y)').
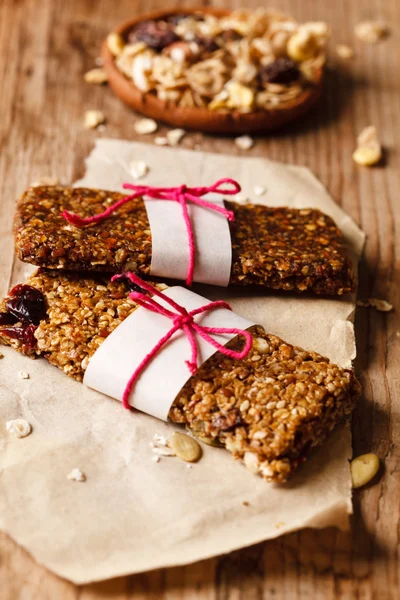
top-left (235, 135), bottom-right (254, 150)
top-left (111, 9), bottom-right (328, 113)
top-left (84, 110), bottom-right (106, 129)
top-left (166, 128), bottom-right (185, 146)
top-left (84, 68), bottom-right (108, 85)
top-left (129, 160), bottom-right (149, 180)
top-left (134, 118), bottom-right (158, 134)
top-left (354, 21), bottom-right (388, 44)
top-left (67, 468), bottom-right (86, 482)
top-left (6, 419), bottom-right (32, 438)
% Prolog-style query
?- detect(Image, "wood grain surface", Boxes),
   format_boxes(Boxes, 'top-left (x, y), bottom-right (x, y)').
top-left (0, 0), bottom-right (399, 598)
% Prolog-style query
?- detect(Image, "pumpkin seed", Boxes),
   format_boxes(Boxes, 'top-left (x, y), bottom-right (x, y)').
top-left (168, 432), bottom-right (202, 463)
top-left (350, 453), bottom-right (380, 488)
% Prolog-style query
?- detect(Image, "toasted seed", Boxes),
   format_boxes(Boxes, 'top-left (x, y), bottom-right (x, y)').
top-left (168, 432), bottom-right (202, 462)
top-left (67, 468), bottom-right (86, 482)
top-left (352, 146), bottom-right (382, 166)
top-left (351, 453), bottom-right (380, 488)
top-left (134, 118), bottom-right (158, 135)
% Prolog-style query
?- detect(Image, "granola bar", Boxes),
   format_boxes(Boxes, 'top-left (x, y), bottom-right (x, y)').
top-left (109, 8), bottom-right (327, 113)
top-left (0, 270), bottom-right (360, 482)
top-left (14, 186), bottom-right (355, 295)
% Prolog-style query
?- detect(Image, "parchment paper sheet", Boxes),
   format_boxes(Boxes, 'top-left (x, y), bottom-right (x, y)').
top-left (0, 141), bottom-right (364, 584)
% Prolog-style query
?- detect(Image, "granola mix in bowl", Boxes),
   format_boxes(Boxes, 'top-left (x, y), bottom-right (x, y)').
top-left (103, 7), bottom-right (329, 133)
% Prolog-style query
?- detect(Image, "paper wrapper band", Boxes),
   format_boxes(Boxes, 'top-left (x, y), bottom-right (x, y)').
top-left (83, 286), bottom-right (255, 420)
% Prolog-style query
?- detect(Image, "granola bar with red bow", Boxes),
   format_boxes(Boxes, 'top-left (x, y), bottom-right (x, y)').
top-left (0, 269), bottom-right (360, 482)
top-left (14, 185), bottom-right (355, 295)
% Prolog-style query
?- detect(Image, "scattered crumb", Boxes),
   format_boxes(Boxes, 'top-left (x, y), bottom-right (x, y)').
top-left (253, 185), bottom-right (266, 197)
top-left (336, 44), bottom-right (355, 59)
top-left (355, 21), bottom-right (388, 44)
top-left (84, 109), bottom-right (106, 129)
top-left (186, 464), bottom-right (192, 469)
top-left (129, 160), bottom-right (149, 180)
top-left (166, 128), bottom-right (185, 146)
top-left (275, 521), bottom-right (286, 529)
top-left (31, 175), bottom-right (59, 187)
top-left (357, 298), bottom-right (393, 312)
top-left (6, 419), bottom-right (32, 438)
top-left (134, 118), bottom-right (158, 135)
top-left (234, 193), bottom-right (249, 204)
top-left (67, 468), bottom-right (86, 482)
top-left (242, 500), bottom-right (249, 506)
top-left (19, 371), bottom-right (30, 379)
top-left (151, 455), bottom-right (160, 463)
top-left (235, 135), bottom-right (254, 150)
top-left (84, 68), bottom-right (108, 85)
top-left (153, 433), bottom-right (168, 446)
top-left (94, 56), bottom-right (104, 66)
top-left (152, 446), bottom-right (176, 457)
top-left (154, 136), bottom-right (168, 146)
top-left (0, 352), bottom-right (4, 359)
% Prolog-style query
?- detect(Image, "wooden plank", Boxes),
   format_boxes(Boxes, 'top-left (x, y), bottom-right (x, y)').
top-left (0, 0), bottom-right (399, 598)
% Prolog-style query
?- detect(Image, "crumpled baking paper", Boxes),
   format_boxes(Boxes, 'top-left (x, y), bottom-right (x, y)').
top-left (0, 140), bottom-right (364, 584)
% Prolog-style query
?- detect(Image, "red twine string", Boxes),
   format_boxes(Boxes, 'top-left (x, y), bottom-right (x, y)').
top-left (62, 178), bottom-right (241, 286)
top-left (111, 272), bottom-right (253, 410)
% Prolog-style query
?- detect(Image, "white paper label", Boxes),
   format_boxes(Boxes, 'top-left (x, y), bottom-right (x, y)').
top-left (144, 194), bottom-right (232, 287)
top-left (83, 287), bottom-right (255, 421)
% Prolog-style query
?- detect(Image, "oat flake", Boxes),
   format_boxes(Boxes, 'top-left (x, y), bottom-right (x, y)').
top-left (67, 468), bottom-right (86, 482)
top-left (6, 419), bottom-right (32, 438)
top-left (129, 160), bottom-right (149, 180)
top-left (235, 135), bottom-right (254, 150)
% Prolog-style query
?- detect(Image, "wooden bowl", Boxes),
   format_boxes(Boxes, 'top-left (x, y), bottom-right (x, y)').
top-left (102, 7), bottom-right (323, 134)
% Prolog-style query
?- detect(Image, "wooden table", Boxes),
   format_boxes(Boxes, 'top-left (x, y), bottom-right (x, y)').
top-left (1, 0), bottom-right (399, 597)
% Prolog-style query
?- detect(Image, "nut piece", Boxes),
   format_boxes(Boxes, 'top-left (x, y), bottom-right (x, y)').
top-left (287, 29), bottom-right (319, 62)
top-left (355, 21), bottom-right (387, 44)
top-left (67, 468), bottom-right (86, 482)
top-left (336, 44), bottom-right (355, 59)
top-left (134, 118), bottom-right (158, 134)
top-left (352, 146), bottom-right (382, 166)
top-left (84, 110), bottom-right (106, 129)
top-left (84, 68), bottom-right (108, 85)
top-left (353, 125), bottom-right (382, 166)
top-left (129, 160), bottom-right (149, 180)
top-left (107, 32), bottom-right (124, 56)
top-left (351, 453), bottom-right (380, 488)
top-left (6, 419), bottom-right (32, 438)
top-left (168, 432), bottom-right (202, 463)
top-left (235, 135), bottom-right (254, 150)
top-left (31, 175), bottom-right (59, 187)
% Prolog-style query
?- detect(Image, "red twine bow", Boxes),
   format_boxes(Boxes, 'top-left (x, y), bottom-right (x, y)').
top-left (62, 178), bottom-right (241, 286)
top-left (111, 272), bottom-right (253, 410)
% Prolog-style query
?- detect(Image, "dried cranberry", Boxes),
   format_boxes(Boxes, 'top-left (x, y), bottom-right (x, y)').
top-left (0, 312), bottom-right (19, 325)
top-left (193, 35), bottom-right (220, 54)
top-left (129, 20), bottom-right (179, 51)
top-left (0, 323), bottom-right (37, 352)
top-left (259, 58), bottom-right (300, 85)
top-left (6, 285), bottom-right (47, 325)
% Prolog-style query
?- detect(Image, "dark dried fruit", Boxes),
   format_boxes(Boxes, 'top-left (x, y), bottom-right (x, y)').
top-left (193, 35), bottom-right (220, 54)
top-left (212, 409), bottom-right (245, 432)
top-left (259, 58), bottom-right (300, 85)
top-left (129, 20), bottom-right (179, 51)
top-left (6, 285), bottom-right (47, 325)
top-left (0, 323), bottom-right (37, 352)
top-left (0, 312), bottom-right (19, 325)
top-left (219, 29), bottom-right (243, 43)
